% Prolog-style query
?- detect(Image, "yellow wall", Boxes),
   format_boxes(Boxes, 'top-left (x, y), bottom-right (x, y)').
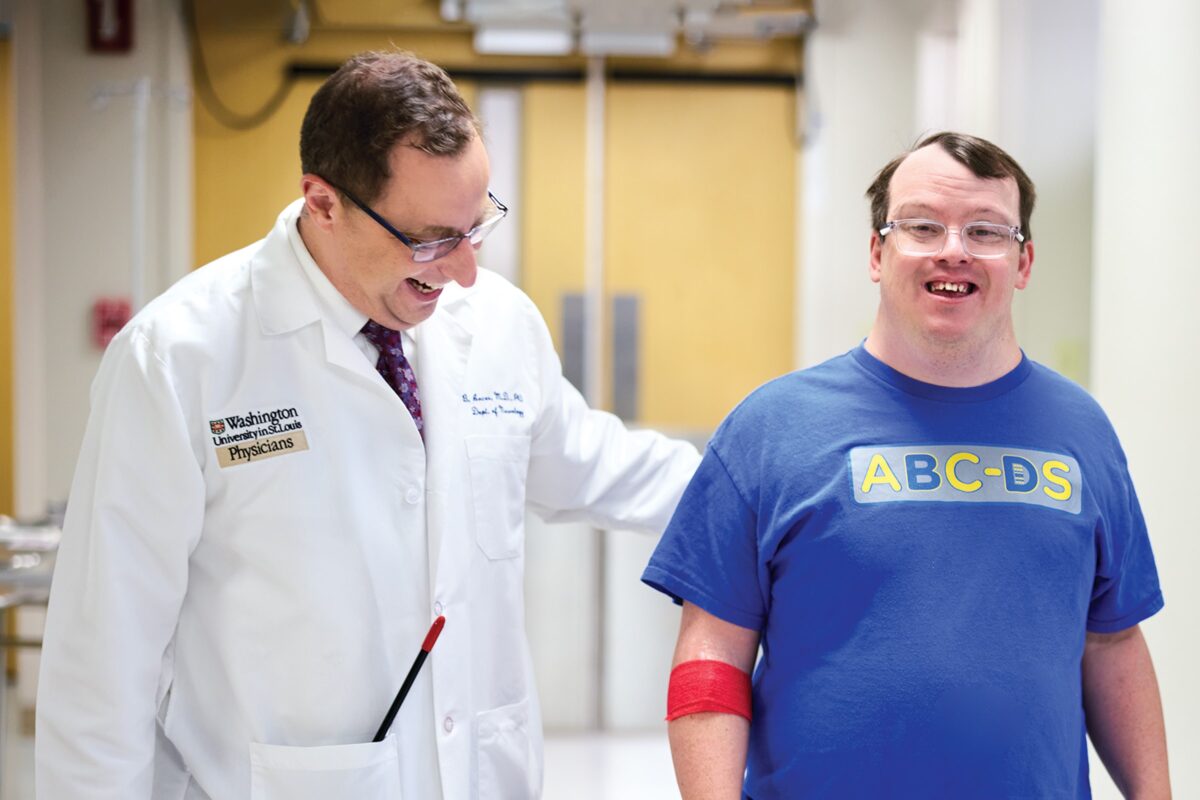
top-left (606, 84), bottom-right (795, 428)
top-left (192, 4), bottom-right (800, 431)
top-left (522, 82), bottom-right (796, 429)
top-left (0, 37), bottom-right (14, 516)
top-left (521, 83), bottom-right (587, 359)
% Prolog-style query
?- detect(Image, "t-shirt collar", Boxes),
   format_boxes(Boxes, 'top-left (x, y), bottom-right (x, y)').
top-left (850, 342), bottom-right (1032, 403)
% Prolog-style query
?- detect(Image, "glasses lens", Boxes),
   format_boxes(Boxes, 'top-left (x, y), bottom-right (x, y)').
top-left (467, 212), bottom-right (505, 246)
top-left (409, 195), bottom-right (508, 262)
top-left (411, 238), bottom-right (462, 263)
top-left (406, 240), bottom-right (446, 262)
top-left (963, 223), bottom-right (1013, 258)
top-left (893, 220), bottom-right (946, 256)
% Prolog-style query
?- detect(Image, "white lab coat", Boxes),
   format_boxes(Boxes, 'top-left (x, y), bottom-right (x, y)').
top-left (36, 201), bottom-right (700, 799)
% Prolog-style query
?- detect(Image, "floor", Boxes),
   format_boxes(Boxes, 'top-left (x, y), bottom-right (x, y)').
top-left (2, 695), bottom-right (677, 800)
top-left (1, 688), bottom-right (34, 800)
top-left (543, 731), bottom-right (680, 800)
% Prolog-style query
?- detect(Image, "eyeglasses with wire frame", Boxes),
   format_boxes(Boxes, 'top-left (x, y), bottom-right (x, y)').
top-left (335, 184), bottom-right (509, 263)
top-left (879, 218), bottom-right (1024, 259)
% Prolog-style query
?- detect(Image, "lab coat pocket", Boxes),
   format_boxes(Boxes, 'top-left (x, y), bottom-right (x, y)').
top-left (248, 736), bottom-right (402, 800)
top-left (477, 698), bottom-right (536, 800)
top-left (466, 434), bottom-right (531, 560)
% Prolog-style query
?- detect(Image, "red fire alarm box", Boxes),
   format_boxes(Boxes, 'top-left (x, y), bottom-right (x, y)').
top-left (87, 0), bottom-right (134, 53)
top-left (92, 297), bottom-right (132, 348)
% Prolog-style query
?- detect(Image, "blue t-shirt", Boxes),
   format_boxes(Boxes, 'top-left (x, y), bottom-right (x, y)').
top-left (643, 346), bottom-right (1163, 799)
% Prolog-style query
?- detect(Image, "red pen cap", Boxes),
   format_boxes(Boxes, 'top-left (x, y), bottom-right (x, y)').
top-left (421, 616), bottom-right (446, 653)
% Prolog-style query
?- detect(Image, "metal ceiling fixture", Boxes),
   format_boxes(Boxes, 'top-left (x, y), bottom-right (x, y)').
top-left (440, 0), bottom-right (813, 57)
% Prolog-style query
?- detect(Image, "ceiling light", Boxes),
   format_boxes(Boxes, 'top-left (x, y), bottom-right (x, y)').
top-left (473, 25), bottom-right (575, 56)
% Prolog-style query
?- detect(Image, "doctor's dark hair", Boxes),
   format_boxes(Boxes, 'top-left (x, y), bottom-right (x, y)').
top-left (865, 131), bottom-right (1037, 242)
top-left (300, 51), bottom-right (481, 205)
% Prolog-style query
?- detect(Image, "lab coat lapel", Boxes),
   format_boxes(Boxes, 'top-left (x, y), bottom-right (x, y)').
top-left (251, 201), bottom-right (382, 389)
top-left (250, 207), bottom-right (323, 340)
top-left (417, 285), bottom-right (475, 583)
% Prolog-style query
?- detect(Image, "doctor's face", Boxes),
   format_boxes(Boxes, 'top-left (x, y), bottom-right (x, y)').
top-left (331, 135), bottom-right (491, 330)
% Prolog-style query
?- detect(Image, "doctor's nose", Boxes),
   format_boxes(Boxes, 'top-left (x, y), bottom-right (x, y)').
top-left (438, 239), bottom-right (479, 288)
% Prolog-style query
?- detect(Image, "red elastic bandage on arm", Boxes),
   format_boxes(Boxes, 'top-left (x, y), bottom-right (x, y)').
top-left (666, 659), bottom-right (752, 722)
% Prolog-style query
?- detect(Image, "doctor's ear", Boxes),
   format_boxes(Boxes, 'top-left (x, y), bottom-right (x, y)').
top-left (300, 175), bottom-right (341, 230)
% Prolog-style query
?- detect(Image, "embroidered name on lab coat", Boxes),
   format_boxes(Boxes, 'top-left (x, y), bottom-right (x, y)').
top-left (461, 390), bottom-right (526, 418)
top-left (209, 406), bottom-right (310, 468)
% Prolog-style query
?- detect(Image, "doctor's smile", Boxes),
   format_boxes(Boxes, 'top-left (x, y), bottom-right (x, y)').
top-left (407, 276), bottom-right (440, 294)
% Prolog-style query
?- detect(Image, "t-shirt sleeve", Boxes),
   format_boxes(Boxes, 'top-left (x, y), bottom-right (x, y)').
top-left (641, 443), bottom-right (766, 631)
top-left (1087, 450), bottom-right (1163, 633)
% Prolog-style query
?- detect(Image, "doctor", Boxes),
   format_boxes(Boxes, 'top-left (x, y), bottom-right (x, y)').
top-left (36, 51), bottom-right (699, 799)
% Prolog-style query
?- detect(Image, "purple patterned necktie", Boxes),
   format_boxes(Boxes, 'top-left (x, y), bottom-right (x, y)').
top-left (362, 320), bottom-right (425, 440)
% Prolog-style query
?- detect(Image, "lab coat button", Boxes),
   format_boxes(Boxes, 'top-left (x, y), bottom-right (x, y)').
top-left (405, 487), bottom-right (421, 504)
top-left (443, 716), bottom-right (454, 733)
top-left (434, 601), bottom-right (444, 615)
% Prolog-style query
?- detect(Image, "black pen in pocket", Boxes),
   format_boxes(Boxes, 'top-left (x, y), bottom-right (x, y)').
top-left (373, 615), bottom-right (446, 742)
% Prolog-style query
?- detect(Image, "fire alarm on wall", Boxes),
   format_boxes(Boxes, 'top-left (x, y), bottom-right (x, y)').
top-left (87, 0), bottom-right (134, 53)
top-left (92, 297), bottom-right (132, 348)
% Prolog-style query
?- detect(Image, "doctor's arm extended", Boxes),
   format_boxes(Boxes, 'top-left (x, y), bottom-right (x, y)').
top-left (36, 328), bottom-right (203, 798)
top-left (668, 601), bottom-right (760, 800)
top-left (1082, 624), bottom-right (1171, 799)
top-left (519, 296), bottom-right (700, 531)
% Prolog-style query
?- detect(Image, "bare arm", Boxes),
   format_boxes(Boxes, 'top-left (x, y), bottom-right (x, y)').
top-left (667, 602), bottom-right (760, 800)
top-left (1082, 624), bottom-right (1170, 799)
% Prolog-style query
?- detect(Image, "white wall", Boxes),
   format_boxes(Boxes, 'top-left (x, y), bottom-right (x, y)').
top-left (10, 0), bottom-right (192, 725)
top-left (997, 0), bottom-right (1098, 384)
top-left (13, 0), bottom-right (192, 512)
top-left (800, 0), bottom-right (932, 367)
top-left (1092, 0), bottom-right (1200, 794)
top-left (11, 0), bottom-right (48, 520)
